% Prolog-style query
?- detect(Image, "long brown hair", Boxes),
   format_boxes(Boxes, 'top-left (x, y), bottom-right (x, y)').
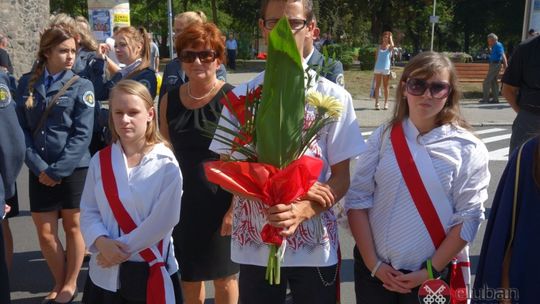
top-left (389, 51), bottom-right (471, 130)
top-left (108, 80), bottom-right (168, 147)
top-left (115, 26), bottom-right (151, 78)
top-left (25, 25), bottom-right (77, 108)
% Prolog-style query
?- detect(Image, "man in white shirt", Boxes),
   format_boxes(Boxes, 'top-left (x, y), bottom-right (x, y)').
top-left (225, 33), bottom-right (238, 70)
top-left (210, 1), bottom-right (365, 303)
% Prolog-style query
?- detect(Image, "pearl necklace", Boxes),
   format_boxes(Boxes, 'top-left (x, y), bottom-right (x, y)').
top-left (187, 81), bottom-right (218, 101)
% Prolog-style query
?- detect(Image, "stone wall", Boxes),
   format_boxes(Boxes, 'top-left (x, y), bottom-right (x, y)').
top-left (0, 0), bottom-right (49, 78)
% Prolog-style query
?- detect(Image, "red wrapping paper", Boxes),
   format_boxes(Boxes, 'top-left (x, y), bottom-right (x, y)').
top-left (204, 155), bottom-right (323, 245)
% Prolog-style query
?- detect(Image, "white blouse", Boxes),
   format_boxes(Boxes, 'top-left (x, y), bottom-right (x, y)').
top-left (345, 119), bottom-right (490, 271)
top-left (80, 142), bottom-right (183, 292)
top-left (210, 69), bottom-right (366, 267)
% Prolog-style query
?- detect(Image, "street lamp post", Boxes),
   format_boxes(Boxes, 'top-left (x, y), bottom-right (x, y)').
top-left (167, 0), bottom-right (174, 59)
top-left (430, 0), bottom-right (437, 51)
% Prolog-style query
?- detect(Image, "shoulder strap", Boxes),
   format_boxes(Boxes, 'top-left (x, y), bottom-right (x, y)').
top-left (501, 142), bottom-right (526, 289)
top-left (32, 75), bottom-right (80, 137)
top-left (390, 123), bottom-right (446, 247)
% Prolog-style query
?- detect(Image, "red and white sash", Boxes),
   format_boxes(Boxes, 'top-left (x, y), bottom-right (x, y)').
top-left (390, 122), bottom-right (470, 304)
top-left (99, 145), bottom-right (175, 304)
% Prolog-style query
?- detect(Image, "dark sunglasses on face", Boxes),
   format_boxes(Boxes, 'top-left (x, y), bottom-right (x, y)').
top-left (179, 50), bottom-right (217, 63)
top-left (406, 78), bottom-right (452, 99)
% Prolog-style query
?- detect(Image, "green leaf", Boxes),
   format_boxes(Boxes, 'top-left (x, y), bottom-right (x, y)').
top-left (255, 17), bottom-right (305, 168)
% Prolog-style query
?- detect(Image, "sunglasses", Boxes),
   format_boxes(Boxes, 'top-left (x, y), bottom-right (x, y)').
top-left (406, 78), bottom-right (452, 99)
top-left (179, 50), bottom-right (217, 63)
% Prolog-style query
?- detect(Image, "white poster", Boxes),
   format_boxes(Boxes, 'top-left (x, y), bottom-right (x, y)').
top-left (88, 0), bottom-right (129, 41)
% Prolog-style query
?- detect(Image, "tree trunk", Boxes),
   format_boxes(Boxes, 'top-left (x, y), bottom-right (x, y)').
top-left (211, 0), bottom-right (218, 25)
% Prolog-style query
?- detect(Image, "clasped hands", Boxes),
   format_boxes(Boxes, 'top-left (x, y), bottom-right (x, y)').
top-left (266, 181), bottom-right (336, 237)
top-left (39, 171), bottom-right (61, 187)
top-left (94, 236), bottom-right (130, 268)
top-left (373, 262), bottom-right (429, 294)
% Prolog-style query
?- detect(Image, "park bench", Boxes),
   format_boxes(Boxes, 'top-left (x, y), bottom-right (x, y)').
top-left (454, 63), bottom-right (504, 83)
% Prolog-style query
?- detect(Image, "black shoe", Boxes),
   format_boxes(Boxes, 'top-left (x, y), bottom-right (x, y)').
top-left (488, 99), bottom-right (500, 104)
top-left (479, 99), bottom-right (488, 104)
top-left (51, 289), bottom-right (78, 304)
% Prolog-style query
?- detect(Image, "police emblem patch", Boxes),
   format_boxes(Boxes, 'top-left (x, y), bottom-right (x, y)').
top-left (0, 84), bottom-right (12, 108)
top-left (167, 76), bottom-right (178, 86)
top-left (140, 79), bottom-right (151, 89)
top-left (83, 91), bottom-right (95, 108)
top-left (336, 74), bottom-right (345, 87)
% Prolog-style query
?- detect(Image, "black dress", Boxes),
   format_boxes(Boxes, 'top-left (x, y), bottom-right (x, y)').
top-left (167, 83), bottom-right (239, 282)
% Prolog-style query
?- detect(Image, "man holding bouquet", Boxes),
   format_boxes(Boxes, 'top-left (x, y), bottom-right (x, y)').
top-left (209, 1), bottom-right (365, 303)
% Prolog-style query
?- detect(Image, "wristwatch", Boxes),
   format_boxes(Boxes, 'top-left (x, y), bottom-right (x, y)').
top-left (421, 260), bottom-right (442, 279)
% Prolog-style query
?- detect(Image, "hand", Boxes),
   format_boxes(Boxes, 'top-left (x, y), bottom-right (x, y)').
top-left (4, 204), bottom-right (11, 215)
top-left (94, 236), bottom-right (130, 266)
top-left (299, 181), bottom-right (336, 208)
top-left (394, 269), bottom-right (429, 290)
top-left (96, 252), bottom-right (117, 268)
top-left (97, 43), bottom-right (109, 59)
top-left (220, 209), bottom-right (233, 236)
top-left (39, 172), bottom-right (61, 187)
top-left (267, 201), bottom-right (315, 237)
top-left (374, 263), bottom-right (412, 294)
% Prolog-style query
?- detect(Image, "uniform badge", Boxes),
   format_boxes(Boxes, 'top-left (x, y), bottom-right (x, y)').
top-left (83, 91), bottom-right (95, 108)
top-left (336, 74), bottom-right (345, 87)
top-left (167, 75), bottom-right (178, 86)
top-left (140, 79), bottom-right (151, 89)
top-left (0, 83), bottom-right (12, 108)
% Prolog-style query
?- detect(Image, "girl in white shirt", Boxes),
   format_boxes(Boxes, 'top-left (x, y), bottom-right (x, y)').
top-left (80, 80), bottom-right (183, 304)
top-left (346, 52), bottom-right (490, 304)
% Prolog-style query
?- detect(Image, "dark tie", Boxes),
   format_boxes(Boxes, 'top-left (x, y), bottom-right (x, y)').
top-left (45, 75), bottom-right (54, 92)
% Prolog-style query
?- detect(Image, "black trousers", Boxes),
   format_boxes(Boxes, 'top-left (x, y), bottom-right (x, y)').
top-left (353, 246), bottom-right (419, 304)
top-left (0, 223), bottom-right (10, 304)
top-left (227, 49), bottom-right (236, 70)
top-left (239, 264), bottom-right (337, 304)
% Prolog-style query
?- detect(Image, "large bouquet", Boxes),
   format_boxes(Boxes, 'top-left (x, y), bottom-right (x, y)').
top-left (204, 17), bottom-right (342, 285)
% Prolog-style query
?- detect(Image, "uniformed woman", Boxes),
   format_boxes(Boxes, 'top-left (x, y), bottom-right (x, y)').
top-left (16, 24), bottom-right (95, 304)
top-left (91, 26), bottom-right (157, 101)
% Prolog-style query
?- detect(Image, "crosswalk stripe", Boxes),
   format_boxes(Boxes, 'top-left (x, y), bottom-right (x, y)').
top-left (474, 128), bottom-right (507, 135)
top-left (489, 147), bottom-right (509, 161)
top-left (482, 134), bottom-right (511, 144)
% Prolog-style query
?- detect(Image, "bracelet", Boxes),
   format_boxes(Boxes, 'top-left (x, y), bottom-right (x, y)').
top-left (371, 260), bottom-right (382, 277)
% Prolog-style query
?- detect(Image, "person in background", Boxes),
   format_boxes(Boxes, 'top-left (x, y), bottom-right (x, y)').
top-left (0, 70), bottom-right (25, 304)
top-left (501, 34), bottom-right (540, 153)
top-left (148, 32), bottom-right (160, 72)
top-left (346, 52), bottom-right (489, 304)
top-left (92, 26), bottom-right (157, 101)
top-left (225, 33), bottom-right (237, 70)
top-left (0, 34), bottom-right (13, 74)
top-left (159, 22), bottom-right (239, 304)
top-left (372, 31), bottom-right (394, 110)
top-left (303, 16), bottom-right (344, 86)
top-left (80, 80), bottom-right (183, 304)
top-left (210, 1), bottom-right (365, 302)
top-left (479, 33), bottom-right (508, 104)
top-left (105, 26), bottom-right (121, 67)
top-left (527, 28), bottom-right (538, 39)
top-left (159, 11), bottom-right (227, 104)
top-left (16, 24), bottom-right (95, 304)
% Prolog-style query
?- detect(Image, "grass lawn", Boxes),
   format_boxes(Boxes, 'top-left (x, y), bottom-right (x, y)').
top-left (344, 66), bottom-right (483, 100)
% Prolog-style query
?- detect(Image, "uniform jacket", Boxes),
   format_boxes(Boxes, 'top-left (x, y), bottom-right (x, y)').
top-left (90, 58), bottom-right (157, 101)
top-left (159, 57), bottom-right (227, 101)
top-left (16, 69), bottom-right (95, 181)
top-left (307, 48), bottom-right (344, 86)
top-left (0, 72), bottom-right (24, 209)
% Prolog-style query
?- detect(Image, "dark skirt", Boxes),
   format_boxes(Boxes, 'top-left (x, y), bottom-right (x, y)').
top-left (4, 186), bottom-right (19, 218)
top-left (29, 168), bottom-right (87, 212)
top-left (82, 272), bottom-right (183, 304)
